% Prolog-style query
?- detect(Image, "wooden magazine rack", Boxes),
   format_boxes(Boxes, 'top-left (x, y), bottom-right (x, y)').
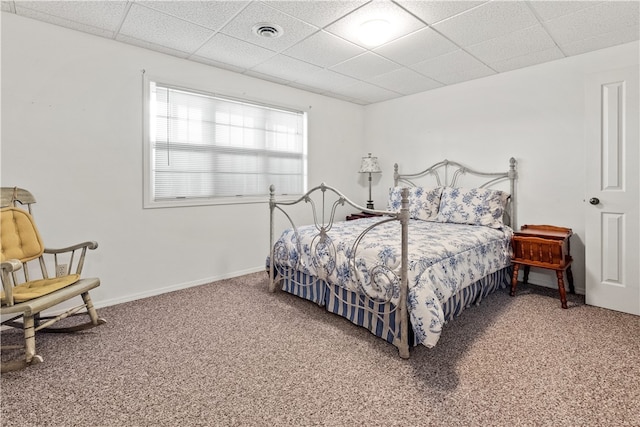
top-left (510, 224), bottom-right (574, 309)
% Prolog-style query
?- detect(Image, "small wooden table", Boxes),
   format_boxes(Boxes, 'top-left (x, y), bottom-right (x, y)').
top-left (346, 212), bottom-right (382, 221)
top-left (510, 224), bottom-right (574, 309)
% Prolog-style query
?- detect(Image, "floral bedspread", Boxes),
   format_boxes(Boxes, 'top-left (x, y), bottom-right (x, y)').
top-left (271, 217), bottom-right (513, 347)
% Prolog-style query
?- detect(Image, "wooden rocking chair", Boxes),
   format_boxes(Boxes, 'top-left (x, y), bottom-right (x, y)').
top-left (1, 187), bottom-right (106, 372)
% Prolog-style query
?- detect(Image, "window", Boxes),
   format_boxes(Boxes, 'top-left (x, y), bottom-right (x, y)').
top-left (144, 79), bottom-right (307, 207)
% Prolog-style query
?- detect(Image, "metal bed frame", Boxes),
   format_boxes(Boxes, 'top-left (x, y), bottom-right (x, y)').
top-left (268, 158), bottom-right (517, 358)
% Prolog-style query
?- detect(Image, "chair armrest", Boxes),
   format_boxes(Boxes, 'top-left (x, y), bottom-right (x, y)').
top-left (44, 241), bottom-right (98, 254)
top-left (1, 259), bottom-right (23, 273)
top-left (43, 241), bottom-right (98, 276)
top-left (1, 259), bottom-right (22, 307)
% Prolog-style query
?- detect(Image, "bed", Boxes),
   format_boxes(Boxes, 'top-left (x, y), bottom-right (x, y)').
top-left (268, 158), bottom-right (517, 358)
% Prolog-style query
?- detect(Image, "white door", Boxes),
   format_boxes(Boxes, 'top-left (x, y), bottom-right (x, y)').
top-left (585, 66), bottom-right (639, 315)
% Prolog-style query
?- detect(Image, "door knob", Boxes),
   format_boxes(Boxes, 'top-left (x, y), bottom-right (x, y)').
top-left (589, 197), bottom-right (600, 205)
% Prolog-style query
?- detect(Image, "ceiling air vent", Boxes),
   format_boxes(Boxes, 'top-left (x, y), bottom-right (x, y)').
top-left (252, 23), bottom-right (283, 39)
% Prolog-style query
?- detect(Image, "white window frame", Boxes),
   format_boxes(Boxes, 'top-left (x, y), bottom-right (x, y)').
top-left (142, 74), bottom-right (308, 208)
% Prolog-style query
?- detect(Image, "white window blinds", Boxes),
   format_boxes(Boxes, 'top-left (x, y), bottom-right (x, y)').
top-left (149, 82), bottom-right (307, 202)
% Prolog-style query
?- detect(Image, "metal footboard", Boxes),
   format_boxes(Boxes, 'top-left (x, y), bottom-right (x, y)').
top-left (268, 183), bottom-right (411, 358)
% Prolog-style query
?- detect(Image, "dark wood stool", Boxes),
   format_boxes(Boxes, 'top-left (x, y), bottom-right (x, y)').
top-left (510, 224), bottom-right (574, 309)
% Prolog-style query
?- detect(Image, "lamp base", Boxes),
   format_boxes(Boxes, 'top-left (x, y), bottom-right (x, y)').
top-left (366, 201), bottom-right (375, 210)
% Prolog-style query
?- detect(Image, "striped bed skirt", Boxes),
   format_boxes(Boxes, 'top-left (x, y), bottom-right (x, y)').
top-left (277, 266), bottom-right (512, 347)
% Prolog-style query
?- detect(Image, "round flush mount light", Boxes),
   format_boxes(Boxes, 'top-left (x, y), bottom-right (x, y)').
top-left (252, 23), bottom-right (283, 39)
top-left (357, 19), bottom-right (392, 47)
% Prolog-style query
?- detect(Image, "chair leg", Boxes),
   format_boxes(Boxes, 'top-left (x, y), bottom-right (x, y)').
top-left (523, 265), bottom-right (530, 284)
top-left (1, 315), bottom-right (45, 373)
top-left (23, 316), bottom-right (43, 367)
top-left (24, 316), bottom-right (36, 362)
top-left (82, 292), bottom-right (103, 326)
top-left (556, 270), bottom-right (568, 309)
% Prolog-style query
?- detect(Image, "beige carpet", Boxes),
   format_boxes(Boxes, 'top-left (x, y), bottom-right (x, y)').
top-left (2, 272), bottom-right (639, 426)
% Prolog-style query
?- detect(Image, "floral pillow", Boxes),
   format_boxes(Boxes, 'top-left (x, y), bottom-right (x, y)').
top-left (388, 186), bottom-right (443, 221)
top-left (436, 187), bottom-right (509, 229)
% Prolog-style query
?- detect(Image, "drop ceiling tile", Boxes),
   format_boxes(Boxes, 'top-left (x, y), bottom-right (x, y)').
top-left (330, 52), bottom-right (402, 80)
top-left (395, 0), bottom-right (487, 25)
top-left (220, 2), bottom-right (319, 52)
top-left (324, 1), bottom-right (426, 49)
top-left (374, 27), bottom-right (459, 66)
top-left (368, 68), bottom-right (443, 95)
top-left (543, 1), bottom-right (639, 46)
top-left (323, 91), bottom-right (366, 104)
top-left (243, 70), bottom-right (291, 85)
top-left (438, 66), bottom-right (496, 85)
top-left (287, 81), bottom-right (327, 95)
top-left (5, 0), bottom-right (639, 106)
top-left (194, 33), bottom-right (277, 69)
top-left (119, 3), bottom-right (214, 53)
top-left (466, 25), bottom-right (557, 64)
top-left (14, 1), bottom-right (128, 32)
top-left (283, 30), bottom-right (365, 68)
top-left (115, 34), bottom-right (192, 58)
top-left (138, 1), bottom-right (249, 31)
top-left (190, 56), bottom-right (247, 74)
top-left (489, 46), bottom-right (565, 73)
top-left (561, 25), bottom-right (640, 56)
top-left (12, 6), bottom-right (118, 38)
top-left (528, 1), bottom-right (605, 22)
top-left (410, 49), bottom-right (494, 83)
top-left (265, 1), bottom-right (368, 28)
top-left (292, 69), bottom-right (361, 93)
top-left (250, 54), bottom-right (323, 82)
top-left (432, 1), bottom-right (539, 47)
top-left (331, 81), bottom-right (402, 103)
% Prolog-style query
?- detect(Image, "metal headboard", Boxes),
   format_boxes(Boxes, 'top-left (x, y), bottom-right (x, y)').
top-left (393, 158), bottom-right (517, 229)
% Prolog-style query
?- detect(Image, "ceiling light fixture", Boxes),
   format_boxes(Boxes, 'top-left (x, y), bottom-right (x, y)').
top-left (357, 19), bottom-right (391, 47)
top-left (252, 23), bottom-right (283, 39)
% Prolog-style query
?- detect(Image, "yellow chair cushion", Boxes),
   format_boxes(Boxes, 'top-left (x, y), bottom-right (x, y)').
top-left (1, 207), bottom-right (44, 263)
top-left (1, 274), bottom-right (80, 303)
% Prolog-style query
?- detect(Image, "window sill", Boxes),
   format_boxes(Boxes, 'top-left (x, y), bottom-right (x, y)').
top-left (143, 194), bottom-right (302, 209)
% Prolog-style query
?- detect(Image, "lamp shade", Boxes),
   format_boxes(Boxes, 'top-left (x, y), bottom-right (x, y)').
top-left (358, 153), bottom-right (382, 173)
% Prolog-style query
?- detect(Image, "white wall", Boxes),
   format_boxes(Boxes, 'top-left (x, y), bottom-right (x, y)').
top-left (365, 41), bottom-right (640, 293)
top-left (0, 13), bottom-right (365, 307)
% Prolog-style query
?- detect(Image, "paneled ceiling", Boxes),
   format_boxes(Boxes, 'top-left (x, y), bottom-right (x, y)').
top-left (2, 1), bottom-right (639, 105)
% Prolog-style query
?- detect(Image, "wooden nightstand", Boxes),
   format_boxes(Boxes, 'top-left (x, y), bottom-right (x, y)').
top-left (510, 224), bottom-right (574, 309)
top-left (346, 212), bottom-right (382, 221)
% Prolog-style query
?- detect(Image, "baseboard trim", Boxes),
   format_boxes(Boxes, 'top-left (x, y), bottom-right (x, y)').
top-left (95, 266), bottom-right (266, 309)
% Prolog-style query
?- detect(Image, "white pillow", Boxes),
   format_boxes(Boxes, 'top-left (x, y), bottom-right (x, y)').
top-left (388, 186), bottom-right (443, 221)
top-left (436, 187), bottom-right (509, 229)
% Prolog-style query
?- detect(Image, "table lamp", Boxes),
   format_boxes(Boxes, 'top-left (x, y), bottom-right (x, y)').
top-left (358, 153), bottom-right (382, 209)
